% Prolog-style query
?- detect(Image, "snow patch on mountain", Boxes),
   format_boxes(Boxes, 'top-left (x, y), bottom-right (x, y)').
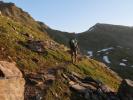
top-left (119, 63), bottom-right (126, 66)
top-left (88, 51), bottom-right (93, 57)
top-left (130, 65), bottom-right (133, 68)
top-left (103, 56), bottom-right (111, 64)
top-left (122, 59), bottom-right (128, 62)
top-left (97, 47), bottom-right (114, 53)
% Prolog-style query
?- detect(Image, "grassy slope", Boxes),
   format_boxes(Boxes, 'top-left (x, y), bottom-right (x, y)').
top-left (0, 16), bottom-right (121, 99)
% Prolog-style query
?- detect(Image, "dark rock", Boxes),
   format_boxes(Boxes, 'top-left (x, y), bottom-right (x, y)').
top-left (100, 84), bottom-right (114, 93)
top-left (20, 32), bottom-right (30, 37)
top-left (91, 93), bottom-right (99, 100)
top-left (82, 76), bottom-right (100, 84)
top-left (85, 92), bottom-right (90, 100)
top-left (27, 78), bottom-right (40, 85)
top-left (26, 40), bottom-right (47, 53)
top-left (26, 73), bottom-right (43, 80)
top-left (0, 69), bottom-right (5, 77)
top-left (32, 58), bottom-right (39, 63)
top-left (82, 76), bottom-right (102, 88)
top-left (118, 79), bottom-right (133, 100)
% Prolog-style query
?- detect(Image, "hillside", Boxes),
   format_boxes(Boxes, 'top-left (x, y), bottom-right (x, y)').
top-left (45, 23), bottom-right (133, 80)
top-left (0, 1), bottom-right (132, 100)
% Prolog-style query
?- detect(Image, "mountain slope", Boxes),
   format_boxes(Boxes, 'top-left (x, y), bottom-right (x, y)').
top-left (77, 23), bottom-right (133, 80)
top-left (45, 23), bottom-right (133, 80)
top-left (0, 1), bottom-right (123, 100)
top-left (0, 15), bottom-right (121, 99)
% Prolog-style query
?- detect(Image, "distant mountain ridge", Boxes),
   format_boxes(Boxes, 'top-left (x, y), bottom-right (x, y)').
top-left (85, 23), bottom-right (133, 34)
top-left (46, 22), bottom-right (133, 50)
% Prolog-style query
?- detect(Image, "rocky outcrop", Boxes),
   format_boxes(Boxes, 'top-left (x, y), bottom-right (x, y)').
top-left (24, 68), bottom-right (57, 100)
top-left (26, 40), bottom-right (46, 53)
top-left (25, 39), bottom-right (60, 52)
top-left (65, 71), bottom-right (133, 100)
top-left (118, 79), bottom-right (133, 100)
top-left (0, 61), bottom-right (25, 100)
top-left (62, 72), bottom-right (121, 100)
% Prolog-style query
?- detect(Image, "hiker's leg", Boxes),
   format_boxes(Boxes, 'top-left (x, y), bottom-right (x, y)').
top-left (74, 51), bottom-right (77, 63)
top-left (71, 51), bottom-right (74, 63)
top-left (76, 50), bottom-right (78, 62)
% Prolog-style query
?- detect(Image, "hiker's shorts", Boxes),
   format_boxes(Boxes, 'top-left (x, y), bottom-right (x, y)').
top-left (70, 47), bottom-right (77, 55)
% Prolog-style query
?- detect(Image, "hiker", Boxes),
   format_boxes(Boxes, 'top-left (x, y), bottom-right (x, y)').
top-left (69, 38), bottom-right (79, 63)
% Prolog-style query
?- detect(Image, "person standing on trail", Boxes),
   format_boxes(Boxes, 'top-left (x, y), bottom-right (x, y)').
top-left (69, 38), bottom-right (79, 63)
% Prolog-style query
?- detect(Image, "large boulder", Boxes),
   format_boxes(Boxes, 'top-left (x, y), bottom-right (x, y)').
top-left (118, 79), bottom-right (133, 100)
top-left (0, 61), bottom-right (22, 78)
top-left (0, 61), bottom-right (25, 100)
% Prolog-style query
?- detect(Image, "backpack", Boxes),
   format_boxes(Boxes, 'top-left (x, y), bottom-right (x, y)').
top-left (70, 39), bottom-right (78, 48)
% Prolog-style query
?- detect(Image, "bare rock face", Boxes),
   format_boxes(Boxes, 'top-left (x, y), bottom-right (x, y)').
top-left (118, 79), bottom-right (133, 100)
top-left (0, 61), bottom-right (25, 100)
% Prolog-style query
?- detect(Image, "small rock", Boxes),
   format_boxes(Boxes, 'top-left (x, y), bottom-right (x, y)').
top-left (44, 74), bottom-right (55, 81)
top-left (100, 84), bottom-right (113, 93)
top-left (32, 58), bottom-right (39, 63)
top-left (85, 92), bottom-right (90, 100)
top-left (82, 76), bottom-right (102, 87)
top-left (69, 81), bottom-right (86, 92)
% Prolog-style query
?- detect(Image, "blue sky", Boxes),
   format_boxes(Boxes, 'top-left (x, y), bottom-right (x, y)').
top-left (4, 0), bottom-right (133, 33)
